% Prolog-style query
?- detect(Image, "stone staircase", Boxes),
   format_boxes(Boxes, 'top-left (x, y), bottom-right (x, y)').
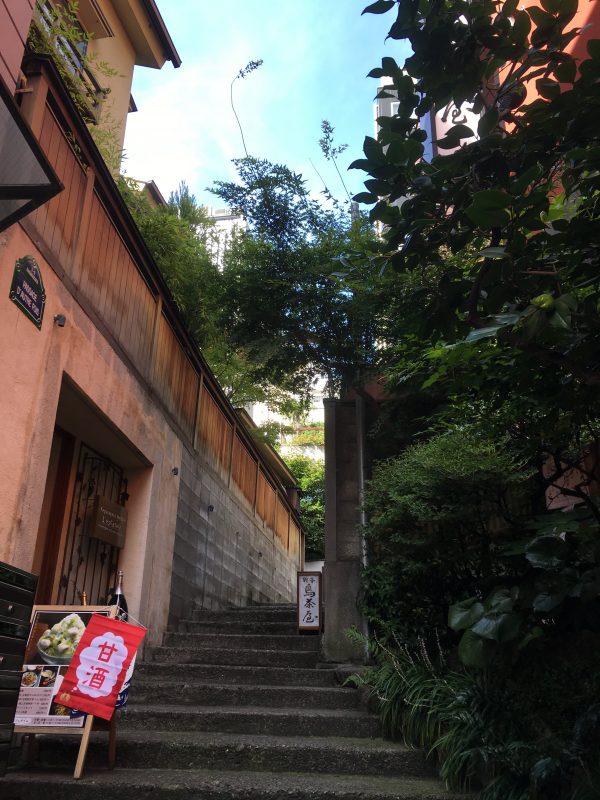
top-left (2, 604), bottom-right (465, 799)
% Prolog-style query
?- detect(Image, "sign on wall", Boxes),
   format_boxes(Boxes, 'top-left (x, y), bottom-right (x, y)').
top-left (297, 572), bottom-right (321, 632)
top-left (9, 255), bottom-right (46, 329)
top-left (90, 496), bottom-right (128, 549)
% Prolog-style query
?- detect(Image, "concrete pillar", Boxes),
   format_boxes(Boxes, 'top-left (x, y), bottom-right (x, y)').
top-left (321, 398), bottom-right (366, 663)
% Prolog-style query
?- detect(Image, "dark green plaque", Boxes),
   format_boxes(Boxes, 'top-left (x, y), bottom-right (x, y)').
top-left (9, 256), bottom-right (46, 329)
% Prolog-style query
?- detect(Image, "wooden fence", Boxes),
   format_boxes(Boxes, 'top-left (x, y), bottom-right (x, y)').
top-left (20, 57), bottom-right (303, 562)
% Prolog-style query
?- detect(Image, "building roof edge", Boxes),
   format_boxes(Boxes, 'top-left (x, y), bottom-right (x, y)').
top-left (140, 0), bottom-right (182, 68)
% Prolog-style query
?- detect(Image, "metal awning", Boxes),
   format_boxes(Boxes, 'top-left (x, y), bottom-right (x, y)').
top-left (0, 76), bottom-right (63, 233)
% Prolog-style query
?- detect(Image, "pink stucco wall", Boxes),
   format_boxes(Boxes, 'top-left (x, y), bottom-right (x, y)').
top-left (0, 0), bottom-right (34, 89)
top-left (0, 222), bottom-right (183, 645)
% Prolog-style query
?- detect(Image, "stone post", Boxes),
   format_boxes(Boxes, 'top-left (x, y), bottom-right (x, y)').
top-left (321, 398), bottom-right (366, 663)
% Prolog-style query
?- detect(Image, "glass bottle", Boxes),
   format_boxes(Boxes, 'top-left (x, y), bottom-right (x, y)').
top-left (108, 570), bottom-right (128, 621)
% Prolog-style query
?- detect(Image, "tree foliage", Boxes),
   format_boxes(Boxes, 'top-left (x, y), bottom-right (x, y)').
top-left (354, 3), bottom-right (600, 797)
top-left (285, 454), bottom-right (325, 559)
top-left (211, 157), bottom-right (384, 397)
top-left (362, 429), bottom-right (531, 643)
top-left (356, 0), bottom-right (600, 385)
top-left (119, 177), bottom-right (310, 409)
top-left (119, 178), bottom-right (221, 348)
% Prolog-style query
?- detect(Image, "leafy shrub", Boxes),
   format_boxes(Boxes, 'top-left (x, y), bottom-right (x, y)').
top-left (361, 429), bottom-right (531, 645)
top-left (347, 630), bottom-right (600, 800)
top-left (449, 503), bottom-right (600, 668)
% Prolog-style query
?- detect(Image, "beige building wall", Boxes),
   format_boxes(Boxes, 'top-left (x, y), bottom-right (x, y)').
top-left (0, 222), bottom-right (182, 645)
top-left (84, 0), bottom-right (179, 151)
top-left (86, 1), bottom-right (137, 150)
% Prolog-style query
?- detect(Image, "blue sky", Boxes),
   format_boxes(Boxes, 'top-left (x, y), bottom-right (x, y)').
top-left (123, 1), bottom-right (410, 209)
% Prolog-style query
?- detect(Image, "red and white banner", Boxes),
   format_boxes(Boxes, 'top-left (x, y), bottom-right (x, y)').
top-left (57, 614), bottom-right (146, 721)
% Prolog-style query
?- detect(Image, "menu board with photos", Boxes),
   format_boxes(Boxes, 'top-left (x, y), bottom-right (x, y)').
top-left (14, 606), bottom-right (114, 728)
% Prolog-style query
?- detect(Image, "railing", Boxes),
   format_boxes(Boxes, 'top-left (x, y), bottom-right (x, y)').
top-left (31, 1), bottom-right (107, 123)
top-left (18, 55), bottom-right (303, 565)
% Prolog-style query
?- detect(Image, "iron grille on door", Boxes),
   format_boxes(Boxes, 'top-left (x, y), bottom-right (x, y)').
top-left (58, 443), bottom-right (128, 605)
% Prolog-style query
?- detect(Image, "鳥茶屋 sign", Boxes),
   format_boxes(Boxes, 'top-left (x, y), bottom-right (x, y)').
top-left (297, 572), bottom-right (321, 631)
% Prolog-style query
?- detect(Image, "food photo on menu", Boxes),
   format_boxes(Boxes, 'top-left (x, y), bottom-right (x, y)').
top-left (23, 612), bottom-right (88, 665)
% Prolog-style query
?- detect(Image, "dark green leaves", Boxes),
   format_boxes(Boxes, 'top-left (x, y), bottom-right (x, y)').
top-left (479, 246), bottom-right (507, 259)
top-left (540, 0), bottom-right (563, 12)
top-left (478, 107), bottom-right (499, 137)
top-left (386, 138), bottom-right (424, 165)
top-left (435, 124), bottom-right (475, 150)
top-left (536, 78), bottom-right (561, 100)
top-left (448, 597), bottom-right (485, 630)
top-left (471, 612), bottom-right (521, 643)
top-left (362, 0), bottom-right (395, 14)
top-left (526, 535), bottom-right (568, 570)
top-left (367, 57), bottom-right (401, 80)
top-left (363, 136), bottom-right (387, 166)
top-left (464, 313), bottom-right (521, 343)
top-left (587, 39), bottom-right (600, 60)
top-left (465, 190), bottom-right (511, 229)
top-left (353, 192), bottom-right (379, 205)
top-left (512, 9), bottom-right (531, 41)
top-left (554, 58), bottom-right (576, 84)
top-left (458, 629), bottom-right (496, 668)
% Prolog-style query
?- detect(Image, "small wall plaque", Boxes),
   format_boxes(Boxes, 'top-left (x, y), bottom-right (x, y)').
top-left (89, 496), bottom-right (127, 549)
top-left (9, 256), bottom-right (46, 329)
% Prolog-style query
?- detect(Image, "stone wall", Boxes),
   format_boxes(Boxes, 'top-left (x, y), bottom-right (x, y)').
top-left (168, 445), bottom-right (298, 626)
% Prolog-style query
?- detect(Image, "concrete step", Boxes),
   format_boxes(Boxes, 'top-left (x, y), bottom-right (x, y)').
top-left (32, 730), bottom-right (434, 778)
top-left (146, 645), bottom-right (319, 668)
top-left (230, 603), bottom-right (296, 610)
top-left (134, 661), bottom-right (338, 687)
top-left (2, 767), bottom-right (465, 800)
top-left (120, 703), bottom-right (381, 738)
top-left (130, 680), bottom-right (361, 709)
top-left (179, 619), bottom-right (299, 635)
top-left (163, 632), bottom-right (320, 651)
top-left (191, 607), bottom-right (297, 624)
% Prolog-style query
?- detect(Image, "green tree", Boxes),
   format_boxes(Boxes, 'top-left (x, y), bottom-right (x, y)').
top-left (211, 157), bottom-right (384, 398)
top-left (119, 178), bottom-right (221, 348)
top-left (285, 454), bottom-right (325, 560)
top-left (351, 5), bottom-right (600, 795)
top-left (356, 0), bottom-right (600, 385)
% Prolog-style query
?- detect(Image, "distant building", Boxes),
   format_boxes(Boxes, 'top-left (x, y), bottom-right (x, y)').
top-left (246, 377), bottom-right (327, 462)
top-left (131, 178), bottom-right (169, 207)
top-left (374, 84), bottom-right (479, 161)
top-left (207, 206), bottom-right (246, 267)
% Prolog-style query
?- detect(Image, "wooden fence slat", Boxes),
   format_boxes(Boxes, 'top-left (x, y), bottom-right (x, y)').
top-left (28, 94), bottom-right (301, 557)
